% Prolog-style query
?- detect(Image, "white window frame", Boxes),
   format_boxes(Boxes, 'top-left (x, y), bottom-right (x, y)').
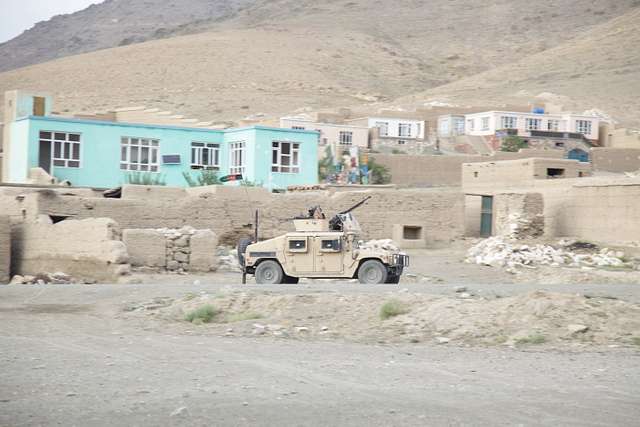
top-left (40, 131), bottom-right (82, 168)
top-left (120, 137), bottom-right (160, 172)
top-left (398, 123), bottom-right (412, 137)
top-left (272, 141), bottom-right (300, 174)
top-left (191, 142), bottom-right (220, 170)
top-left (576, 120), bottom-right (592, 135)
top-left (500, 116), bottom-right (517, 129)
top-left (547, 120), bottom-right (560, 132)
top-left (375, 121), bottom-right (389, 137)
top-left (525, 118), bottom-right (542, 131)
top-left (481, 117), bottom-right (490, 131)
top-left (339, 131), bottom-right (353, 145)
top-left (467, 119), bottom-right (475, 131)
top-left (229, 141), bottom-right (245, 175)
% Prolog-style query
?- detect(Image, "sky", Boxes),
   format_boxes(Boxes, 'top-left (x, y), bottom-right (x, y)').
top-left (0, 0), bottom-right (101, 43)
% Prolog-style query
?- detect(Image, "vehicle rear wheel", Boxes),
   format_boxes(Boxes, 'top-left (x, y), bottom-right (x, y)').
top-left (236, 237), bottom-right (253, 268)
top-left (357, 260), bottom-right (388, 284)
top-left (255, 260), bottom-right (284, 284)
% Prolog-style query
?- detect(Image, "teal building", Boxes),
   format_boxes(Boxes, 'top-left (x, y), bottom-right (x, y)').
top-left (1, 91), bottom-right (318, 189)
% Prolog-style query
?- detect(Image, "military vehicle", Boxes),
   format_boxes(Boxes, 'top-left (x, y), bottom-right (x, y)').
top-left (237, 197), bottom-right (409, 284)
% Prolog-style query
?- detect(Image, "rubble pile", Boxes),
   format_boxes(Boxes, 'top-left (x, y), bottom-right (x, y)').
top-left (156, 226), bottom-right (196, 271)
top-left (359, 239), bottom-right (400, 251)
top-left (10, 272), bottom-right (88, 285)
top-left (217, 247), bottom-right (241, 272)
top-left (467, 237), bottom-right (632, 270)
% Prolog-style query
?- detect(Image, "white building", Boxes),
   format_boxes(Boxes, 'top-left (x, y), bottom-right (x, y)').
top-left (346, 116), bottom-right (426, 141)
top-left (437, 114), bottom-right (465, 137)
top-left (463, 111), bottom-right (600, 141)
top-left (279, 116), bottom-right (370, 155)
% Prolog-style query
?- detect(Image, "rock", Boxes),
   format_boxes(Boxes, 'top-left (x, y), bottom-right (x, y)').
top-left (296, 327), bottom-right (309, 333)
top-left (22, 275), bottom-right (36, 284)
top-left (454, 286), bottom-right (467, 293)
top-left (567, 324), bottom-right (589, 334)
top-left (166, 260), bottom-right (179, 271)
top-left (170, 406), bottom-right (189, 417)
top-left (174, 252), bottom-right (189, 263)
top-left (49, 272), bottom-right (72, 284)
top-left (66, 392), bottom-right (77, 397)
top-left (458, 292), bottom-right (472, 299)
top-left (435, 337), bottom-right (450, 344)
top-left (36, 279), bottom-right (46, 285)
top-left (9, 275), bottom-right (25, 285)
top-left (174, 236), bottom-right (190, 248)
top-left (321, 326), bottom-right (329, 331)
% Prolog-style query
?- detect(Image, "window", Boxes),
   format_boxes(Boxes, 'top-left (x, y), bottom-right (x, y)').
top-left (576, 120), bottom-right (592, 135)
top-left (455, 119), bottom-right (465, 135)
top-left (467, 119), bottom-right (475, 131)
top-left (320, 239), bottom-right (341, 252)
top-left (398, 123), bottom-right (412, 137)
top-left (375, 122), bottom-right (389, 136)
top-left (339, 131), bottom-right (353, 145)
top-left (403, 226), bottom-right (423, 240)
top-left (500, 116), bottom-right (517, 129)
top-left (120, 137), bottom-right (159, 172)
top-left (288, 239), bottom-right (307, 252)
top-left (321, 137), bottom-right (328, 145)
top-left (191, 142), bottom-right (219, 170)
top-left (397, 140), bottom-right (407, 145)
top-left (416, 122), bottom-right (422, 137)
top-left (40, 131), bottom-right (81, 168)
top-left (547, 168), bottom-right (565, 178)
top-left (547, 119), bottom-right (560, 131)
top-left (229, 141), bottom-right (245, 175)
top-left (525, 118), bottom-right (542, 131)
top-left (272, 141), bottom-right (300, 173)
top-left (292, 126), bottom-right (306, 130)
top-left (481, 117), bottom-right (490, 131)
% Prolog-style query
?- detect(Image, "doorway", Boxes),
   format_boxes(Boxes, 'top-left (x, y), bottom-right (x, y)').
top-left (480, 196), bottom-right (493, 237)
top-left (38, 140), bottom-right (51, 174)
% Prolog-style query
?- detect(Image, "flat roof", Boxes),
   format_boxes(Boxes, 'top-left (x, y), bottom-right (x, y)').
top-left (16, 115), bottom-right (320, 135)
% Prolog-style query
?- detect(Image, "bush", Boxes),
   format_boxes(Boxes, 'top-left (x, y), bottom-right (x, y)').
top-left (369, 157), bottom-right (392, 185)
top-left (500, 136), bottom-right (528, 152)
top-left (318, 146), bottom-right (336, 181)
top-left (126, 172), bottom-right (166, 186)
top-left (184, 305), bottom-right (219, 324)
top-left (380, 299), bottom-right (409, 320)
top-left (182, 169), bottom-right (220, 187)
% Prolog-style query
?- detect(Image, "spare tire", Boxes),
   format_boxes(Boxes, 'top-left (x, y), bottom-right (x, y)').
top-left (237, 237), bottom-right (253, 267)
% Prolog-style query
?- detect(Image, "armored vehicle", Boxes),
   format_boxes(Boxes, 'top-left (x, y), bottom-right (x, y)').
top-left (237, 197), bottom-right (409, 284)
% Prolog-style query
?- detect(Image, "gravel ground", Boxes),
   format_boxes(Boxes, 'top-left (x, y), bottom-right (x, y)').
top-left (1, 282), bottom-right (640, 426)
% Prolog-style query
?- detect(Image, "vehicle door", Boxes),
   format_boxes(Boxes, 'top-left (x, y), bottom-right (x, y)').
top-left (314, 235), bottom-right (344, 274)
top-left (285, 236), bottom-right (314, 274)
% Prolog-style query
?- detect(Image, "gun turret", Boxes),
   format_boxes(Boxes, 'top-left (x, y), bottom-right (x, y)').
top-left (330, 196), bottom-right (372, 231)
top-left (339, 196), bottom-right (372, 215)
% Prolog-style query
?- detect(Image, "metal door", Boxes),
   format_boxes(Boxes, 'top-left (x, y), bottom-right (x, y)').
top-left (38, 140), bottom-right (51, 174)
top-left (568, 148), bottom-right (589, 162)
top-left (286, 237), bottom-right (314, 273)
top-left (314, 236), bottom-right (344, 274)
top-left (480, 196), bottom-right (493, 237)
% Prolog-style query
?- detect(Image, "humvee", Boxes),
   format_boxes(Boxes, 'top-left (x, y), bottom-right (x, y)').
top-left (237, 197), bottom-right (409, 284)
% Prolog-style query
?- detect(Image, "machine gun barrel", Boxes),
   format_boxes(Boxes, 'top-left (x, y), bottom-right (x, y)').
top-left (339, 196), bottom-right (372, 215)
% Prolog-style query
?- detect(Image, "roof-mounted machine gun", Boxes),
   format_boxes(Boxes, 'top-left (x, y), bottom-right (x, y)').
top-left (329, 196), bottom-right (372, 231)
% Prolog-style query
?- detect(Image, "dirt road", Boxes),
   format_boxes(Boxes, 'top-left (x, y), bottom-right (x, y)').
top-left (1, 283), bottom-right (639, 426)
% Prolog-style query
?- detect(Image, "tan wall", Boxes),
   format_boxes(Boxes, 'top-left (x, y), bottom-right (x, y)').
top-left (493, 193), bottom-right (544, 239)
top-left (0, 216), bottom-right (10, 283)
top-left (374, 150), bottom-right (564, 187)
top-left (608, 128), bottom-right (640, 149)
top-left (464, 195), bottom-right (482, 237)
top-left (11, 217), bottom-right (129, 281)
top-left (6, 184), bottom-right (465, 247)
top-left (463, 158), bottom-right (591, 189)
top-left (591, 148), bottom-right (640, 172)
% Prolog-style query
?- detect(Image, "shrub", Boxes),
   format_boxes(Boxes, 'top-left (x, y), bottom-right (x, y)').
top-left (182, 169), bottom-right (220, 187)
top-left (184, 305), bottom-right (219, 324)
top-left (318, 146), bottom-right (336, 181)
top-left (368, 157), bottom-right (392, 185)
top-left (500, 136), bottom-right (527, 152)
top-left (380, 299), bottom-right (409, 320)
top-left (126, 172), bottom-right (167, 186)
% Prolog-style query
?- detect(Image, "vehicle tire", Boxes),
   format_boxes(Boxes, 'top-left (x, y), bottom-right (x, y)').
top-left (236, 237), bottom-right (253, 268)
top-left (385, 274), bottom-right (401, 284)
top-left (357, 260), bottom-right (388, 284)
top-left (255, 260), bottom-right (284, 285)
top-left (282, 275), bottom-right (300, 284)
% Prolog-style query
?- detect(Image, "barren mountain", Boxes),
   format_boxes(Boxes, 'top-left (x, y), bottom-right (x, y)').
top-left (0, 0), bottom-right (638, 125)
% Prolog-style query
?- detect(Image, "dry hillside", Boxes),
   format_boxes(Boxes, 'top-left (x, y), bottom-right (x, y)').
top-left (0, 0), bottom-right (638, 125)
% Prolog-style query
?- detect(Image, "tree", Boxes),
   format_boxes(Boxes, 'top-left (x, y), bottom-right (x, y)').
top-left (318, 146), bottom-right (336, 181)
top-left (368, 157), bottom-right (392, 184)
top-left (501, 136), bottom-right (528, 152)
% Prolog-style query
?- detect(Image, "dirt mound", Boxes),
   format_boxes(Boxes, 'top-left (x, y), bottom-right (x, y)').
top-left (126, 290), bottom-right (640, 348)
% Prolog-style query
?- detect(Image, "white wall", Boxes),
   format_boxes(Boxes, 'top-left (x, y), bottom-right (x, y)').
top-left (354, 117), bottom-right (425, 140)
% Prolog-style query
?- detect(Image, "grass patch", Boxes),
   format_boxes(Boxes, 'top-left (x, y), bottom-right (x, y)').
top-left (631, 337), bottom-right (640, 347)
top-left (380, 299), bottom-right (409, 320)
top-left (184, 305), bottom-right (219, 324)
top-left (515, 334), bottom-right (547, 345)
top-left (226, 311), bottom-right (263, 323)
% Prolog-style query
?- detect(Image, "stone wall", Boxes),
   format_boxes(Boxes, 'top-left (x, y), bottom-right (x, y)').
top-left (493, 193), bottom-right (544, 239)
top-left (374, 150), bottom-right (564, 187)
top-left (16, 184), bottom-right (465, 248)
top-left (123, 227), bottom-right (218, 272)
top-left (11, 217), bottom-right (129, 282)
top-left (0, 215), bottom-right (10, 283)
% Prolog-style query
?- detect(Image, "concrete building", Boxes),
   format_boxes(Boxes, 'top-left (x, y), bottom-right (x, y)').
top-left (279, 116), bottom-right (369, 156)
top-left (463, 110), bottom-right (600, 142)
top-left (345, 116), bottom-right (426, 152)
top-left (2, 90), bottom-right (319, 189)
top-left (437, 114), bottom-right (466, 137)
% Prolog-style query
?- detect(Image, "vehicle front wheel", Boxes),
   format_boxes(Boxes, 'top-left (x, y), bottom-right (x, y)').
top-left (255, 260), bottom-right (284, 284)
top-left (357, 260), bottom-right (388, 284)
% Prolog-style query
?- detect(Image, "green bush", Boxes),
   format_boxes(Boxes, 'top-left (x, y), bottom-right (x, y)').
top-left (318, 146), bottom-right (336, 181)
top-left (500, 136), bottom-right (528, 152)
top-left (380, 299), bottom-right (409, 320)
top-left (182, 169), bottom-right (220, 187)
top-left (184, 305), bottom-right (219, 324)
top-left (369, 157), bottom-right (392, 185)
top-left (126, 172), bottom-right (167, 186)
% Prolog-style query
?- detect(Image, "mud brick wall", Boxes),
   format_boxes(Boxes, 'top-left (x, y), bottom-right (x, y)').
top-left (493, 193), bottom-right (544, 239)
top-left (0, 215), bottom-right (10, 283)
top-left (11, 217), bottom-right (129, 282)
top-left (591, 148), bottom-right (640, 173)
